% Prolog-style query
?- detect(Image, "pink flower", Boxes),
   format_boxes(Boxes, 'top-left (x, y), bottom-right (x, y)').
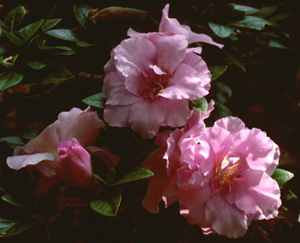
top-left (103, 4), bottom-right (223, 139)
top-left (7, 107), bottom-right (118, 189)
top-left (55, 138), bottom-right (93, 188)
top-left (142, 101), bottom-right (214, 213)
top-left (178, 116), bottom-right (281, 238)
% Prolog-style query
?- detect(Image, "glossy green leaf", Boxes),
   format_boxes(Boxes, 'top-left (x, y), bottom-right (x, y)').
top-left (0, 72), bottom-right (24, 90)
top-left (112, 167), bottom-right (154, 186)
top-left (189, 97), bottom-right (208, 113)
top-left (90, 192), bottom-right (122, 217)
top-left (0, 136), bottom-right (24, 146)
top-left (208, 22), bottom-right (234, 38)
top-left (27, 60), bottom-right (47, 70)
top-left (46, 29), bottom-right (79, 41)
top-left (0, 218), bottom-right (32, 238)
top-left (82, 93), bottom-right (106, 108)
top-left (211, 82), bottom-right (232, 104)
top-left (40, 46), bottom-right (72, 51)
top-left (1, 195), bottom-right (26, 208)
top-left (40, 67), bottom-right (74, 84)
top-left (26, 19), bottom-right (44, 38)
top-left (271, 168), bottom-right (294, 187)
top-left (74, 4), bottom-right (93, 29)
top-left (232, 16), bottom-right (272, 30)
top-left (209, 66), bottom-right (228, 81)
top-left (233, 4), bottom-right (259, 14)
top-left (5, 6), bottom-right (25, 31)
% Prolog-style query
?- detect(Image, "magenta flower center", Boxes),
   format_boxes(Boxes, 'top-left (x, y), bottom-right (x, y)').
top-left (140, 65), bottom-right (169, 100)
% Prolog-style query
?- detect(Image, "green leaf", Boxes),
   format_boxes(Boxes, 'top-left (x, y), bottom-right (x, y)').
top-left (0, 136), bottom-right (24, 146)
top-left (0, 73), bottom-right (24, 90)
top-left (0, 218), bottom-right (32, 237)
top-left (19, 19), bottom-right (62, 35)
top-left (41, 66), bottom-right (74, 84)
top-left (255, 6), bottom-right (277, 18)
top-left (222, 48), bottom-right (246, 72)
top-left (211, 82), bottom-right (232, 104)
top-left (90, 191), bottom-right (122, 217)
top-left (111, 167), bottom-right (154, 186)
top-left (40, 46), bottom-right (72, 51)
top-left (5, 6), bottom-right (25, 31)
top-left (41, 18), bottom-right (62, 31)
top-left (211, 101), bottom-right (232, 120)
top-left (46, 29), bottom-right (79, 42)
top-left (107, 168), bottom-right (116, 185)
top-left (208, 22), bottom-right (234, 38)
top-left (189, 97), bottom-right (208, 113)
top-left (209, 65), bottom-right (228, 81)
top-left (93, 174), bottom-right (108, 185)
top-left (1, 195), bottom-right (26, 208)
top-left (26, 19), bottom-right (44, 38)
top-left (82, 93), bottom-right (106, 108)
top-left (233, 4), bottom-right (259, 14)
top-left (271, 168), bottom-right (294, 187)
top-left (6, 31), bottom-right (27, 45)
top-left (27, 60), bottom-right (47, 70)
top-left (232, 16), bottom-right (272, 30)
top-left (74, 4), bottom-right (93, 29)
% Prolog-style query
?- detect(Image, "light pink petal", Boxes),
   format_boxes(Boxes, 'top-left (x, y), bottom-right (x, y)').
top-left (164, 128), bottom-right (182, 174)
top-left (159, 63), bottom-right (210, 100)
top-left (128, 98), bottom-right (168, 139)
top-left (205, 195), bottom-right (248, 238)
top-left (87, 145), bottom-right (120, 169)
top-left (229, 127), bottom-right (279, 175)
top-left (103, 71), bottom-right (142, 106)
top-left (57, 108), bottom-right (104, 147)
top-left (104, 105), bottom-right (131, 127)
top-left (149, 33), bottom-right (188, 74)
top-left (163, 100), bottom-right (190, 127)
top-left (214, 116), bottom-right (245, 135)
top-left (7, 152), bottom-right (56, 170)
top-left (32, 160), bottom-right (57, 177)
top-left (159, 4), bottom-right (224, 48)
top-left (227, 169), bottom-right (281, 220)
top-left (114, 36), bottom-right (157, 72)
top-left (181, 204), bottom-right (211, 228)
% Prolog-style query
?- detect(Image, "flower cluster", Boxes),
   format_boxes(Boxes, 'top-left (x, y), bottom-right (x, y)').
top-left (5, 4), bottom-right (282, 240)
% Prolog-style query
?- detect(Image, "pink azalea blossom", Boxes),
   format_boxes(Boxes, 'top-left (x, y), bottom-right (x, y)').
top-left (178, 116), bottom-right (281, 238)
top-left (7, 107), bottom-right (119, 189)
top-left (55, 138), bottom-right (93, 188)
top-left (142, 101), bottom-right (214, 213)
top-left (103, 4), bottom-right (223, 139)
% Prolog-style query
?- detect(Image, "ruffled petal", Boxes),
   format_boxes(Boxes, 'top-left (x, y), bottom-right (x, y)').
top-left (104, 105), bottom-right (131, 127)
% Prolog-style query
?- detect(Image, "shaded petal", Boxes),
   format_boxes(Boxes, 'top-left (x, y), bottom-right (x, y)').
top-left (14, 123), bottom-right (59, 155)
top-left (57, 108), bottom-right (104, 147)
top-left (7, 152), bottom-right (56, 170)
top-left (87, 145), bottom-right (120, 169)
top-left (104, 105), bottom-right (131, 127)
top-left (205, 195), bottom-right (248, 238)
top-left (103, 71), bottom-right (142, 106)
top-left (128, 98), bottom-right (168, 139)
top-left (142, 148), bottom-right (167, 213)
top-left (159, 4), bottom-right (224, 48)
top-left (163, 100), bottom-right (190, 127)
